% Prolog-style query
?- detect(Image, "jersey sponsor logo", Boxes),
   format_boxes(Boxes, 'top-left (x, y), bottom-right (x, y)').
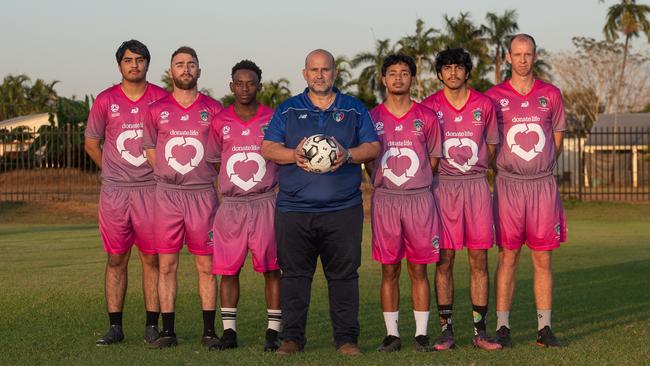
top-left (444, 137), bottom-right (479, 173)
top-left (521, 101), bottom-right (529, 108)
top-left (226, 152), bottom-right (266, 191)
top-left (395, 124), bottom-right (403, 131)
top-left (164, 137), bottom-right (204, 175)
top-left (200, 110), bottom-right (209, 122)
top-left (454, 115), bottom-right (463, 122)
top-left (413, 119), bottom-right (423, 132)
top-left (130, 107), bottom-right (139, 114)
top-left (241, 128), bottom-right (250, 136)
top-left (380, 147), bottom-right (419, 186)
top-left (506, 123), bottom-right (546, 161)
top-left (333, 111), bottom-right (345, 122)
top-left (116, 129), bottom-right (147, 167)
top-left (180, 114), bottom-right (189, 121)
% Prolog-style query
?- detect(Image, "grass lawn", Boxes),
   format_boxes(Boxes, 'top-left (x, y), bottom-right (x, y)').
top-left (1, 201), bottom-right (649, 365)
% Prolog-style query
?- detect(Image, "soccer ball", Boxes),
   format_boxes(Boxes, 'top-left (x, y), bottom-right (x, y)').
top-left (302, 134), bottom-right (339, 173)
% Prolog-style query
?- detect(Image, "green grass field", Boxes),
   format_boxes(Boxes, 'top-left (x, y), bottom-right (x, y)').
top-left (1, 201), bottom-right (649, 365)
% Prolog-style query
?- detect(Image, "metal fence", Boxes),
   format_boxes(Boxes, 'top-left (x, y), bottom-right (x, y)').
top-left (1, 126), bottom-right (649, 202)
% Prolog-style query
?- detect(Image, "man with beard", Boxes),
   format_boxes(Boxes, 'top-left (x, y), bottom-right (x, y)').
top-left (85, 39), bottom-right (168, 346)
top-left (143, 46), bottom-right (223, 348)
top-left (485, 34), bottom-right (567, 348)
top-left (367, 54), bottom-right (442, 353)
top-left (205, 60), bottom-right (282, 352)
top-left (421, 48), bottom-right (502, 351)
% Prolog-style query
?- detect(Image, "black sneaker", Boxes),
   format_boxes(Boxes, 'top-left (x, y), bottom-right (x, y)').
top-left (414, 335), bottom-right (436, 352)
top-left (376, 335), bottom-right (401, 352)
top-left (264, 329), bottom-right (281, 352)
top-left (202, 334), bottom-right (221, 348)
top-left (147, 331), bottom-right (178, 349)
top-left (495, 326), bottom-right (512, 348)
top-left (144, 325), bottom-right (159, 344)
top-left (536, 326), bottom-right (564, 348)
top-left (96, 325), bottom-right (124, 346)
top-left (210, 329), bottom-right (238, 350)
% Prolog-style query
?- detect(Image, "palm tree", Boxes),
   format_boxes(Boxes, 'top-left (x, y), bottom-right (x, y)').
top-left (397, 18), bottom-right (442, 100)
top-left (482, 9), bottom-right (519, 84)
top-left (0, 74), bottom-right (31, 120)
top-left (351, 38), bottom-right (394, 101)
top-left (334, 56), bottom-right (353, 92)
top-left (258, 78), bottom-right (292, 108)
top-left (603, 0), bottom-right (650, 113)
top-left (160, 71), bottom-right (173, 92)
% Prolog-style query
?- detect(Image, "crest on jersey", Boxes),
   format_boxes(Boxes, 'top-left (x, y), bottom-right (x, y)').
top-left (538, 96), bottom-right (548, 108)
top-left (375, 121), bottom-right (384, 131)
top-left (200, 110), bottom-right (209, 122)
top-left (432, 236), bottom-right (440, 251)
top-left (261, 123), bottom-right (269, 135)
top-left (208, 230), bottom-right (214, 242)
top-left (413, 119), bottom-right (423, 132)
top-left (473, 109), bottom-right (482, 122)
top-left (110, 104), bottom-right (119, 113)
top-left (499, 98), bottom-right (509, 107)
top-left (333, 111), bottom-right (345, 122)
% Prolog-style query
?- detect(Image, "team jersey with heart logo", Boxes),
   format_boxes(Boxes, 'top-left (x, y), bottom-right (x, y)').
top-left (485, 79), bottom-right (566, 176)
top-left (369, 102), bottom-right (442, 190)
top-left (85, 83), bottom-right (168, 185)
top-left (421, 89), bottom-right (499, 177)
top-left (205, 104), bottom-right (277, 197)
top-left (142, 93), bottom-right (223, 186)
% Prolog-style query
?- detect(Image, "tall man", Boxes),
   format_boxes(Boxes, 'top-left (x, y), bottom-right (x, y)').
top-left (205, 60), bottom-right (282, 352)
top-left (367, 54), bottom-right (442, 353)
top-left (142, 46), bottom-right (223, 348)
top-left (85, 40), bottom-right (168, 346)
top-left (421, 48), bottom-right (502, 351)
top-left (485, 34), bottom-right (567, 348)
top-left (261, 49), bottom-right (380, 356)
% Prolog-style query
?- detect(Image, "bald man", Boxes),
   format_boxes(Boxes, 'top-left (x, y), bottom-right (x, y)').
top-left (262, 49), bottom-right (381, 355)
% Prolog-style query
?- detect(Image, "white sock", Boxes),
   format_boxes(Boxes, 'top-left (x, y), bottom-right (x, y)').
top-left (496, 311), bottom-right (510, 330)
top-left (413, 310), bottom-right (429, 337)
top-left (382, 311), bottom-right (400, 337)
top-left (267, 309), bottom-right (282, 332)
top-left (537, 309), bottom-right (551, 330)
top-left (221, 307), bottom-right (237, 331)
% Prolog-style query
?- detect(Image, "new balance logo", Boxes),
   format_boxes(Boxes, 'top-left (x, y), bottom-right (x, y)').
top-left (298, 114), bottom-right (307, 119)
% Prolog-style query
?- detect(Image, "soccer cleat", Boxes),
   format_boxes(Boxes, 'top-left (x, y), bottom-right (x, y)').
top-left (264, 329), bottom-right (281, 352)
top-left (414, 335), bottom-right (436, 352)
top-left (495, 326), bottom-right (513, 348)
top-left (536, 326), bottom-right (564, 348)
top-left (433, 329), bottom-right (455, 351)
top-left (202, 334), bottom-right (221, 348)
top-left (210, 328), bottom-right (238, 350)
top-left (147, 331), bottom-right (178, 349)
top-left (376, 335), bottom-right (401, 352)
top-left (96, 324), bottom-right (124, 346)
top-left (144, 325), bottom-right (160, 344)
top-left (472, 330), bottom-right (503, 351)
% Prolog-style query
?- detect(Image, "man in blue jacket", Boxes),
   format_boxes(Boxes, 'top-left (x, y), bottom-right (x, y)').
top-left (261, 49), bottom-right (380, 356)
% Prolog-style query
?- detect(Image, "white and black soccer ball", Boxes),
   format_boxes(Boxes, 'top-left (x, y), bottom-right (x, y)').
top-left (301, 134), bottom-right (339, 173)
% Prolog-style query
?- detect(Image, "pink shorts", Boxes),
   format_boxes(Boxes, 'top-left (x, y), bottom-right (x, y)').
top-left (494, 173), bottom-right (567, 251)
top-left (433, 175), bottom-right (494, 250)
top-left (98, 184), bottom-right (156, 255)
top-left (371, 187), bottom-right (441, 265)
top-left (212, 191), bottom-right (279, 275)
top-left (154, 184), bottom-right (218, 256)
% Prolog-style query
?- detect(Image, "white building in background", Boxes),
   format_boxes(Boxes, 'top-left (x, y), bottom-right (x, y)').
top-left (0, 113), bottom-right (57, 157)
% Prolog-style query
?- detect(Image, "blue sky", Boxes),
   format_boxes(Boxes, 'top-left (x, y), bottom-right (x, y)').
top-left (0, 0), bottom-right (641, 99)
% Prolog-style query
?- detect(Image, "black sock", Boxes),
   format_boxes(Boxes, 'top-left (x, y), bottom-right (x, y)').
top-left (472, 305), bottom-right (488, 335)
top-left (203, 310), bottom-right (216, 337)
top-left (437, 304), bottom-right (453, 333)
top-left (108, 312), bottom-right (123, 327)
top-left (146, 311), bottom-right (159, 327)
top-left (161, 312), bottom-right (175, 335)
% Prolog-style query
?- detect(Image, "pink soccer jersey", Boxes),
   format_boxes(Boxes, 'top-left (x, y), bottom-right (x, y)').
top-left (85, 83), bottom-right (168, 184)
top-left (485, 79), bottom-right (567, 176)
top-left (205, 104), bottom-right (278, 197)
top-left (369, 102), bottom-right (442, 190)
top-left (143, 93), bottom-right (223, 186)
top-left (421, 89), bottom-right (499, 176)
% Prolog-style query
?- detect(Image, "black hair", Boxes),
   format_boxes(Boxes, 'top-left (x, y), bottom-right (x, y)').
top-left (435, 48), bottom-right (473, 81)
top-left (381, 54), bottom-right (417, 76)
top-left (508, 33), bottom-right (537, 54)
top-left (231, 60), bottom-right (262, 82)
top-left (115, 39), bottom-right (151, 64)
top-left (171, 46), bottom-right (199, 64)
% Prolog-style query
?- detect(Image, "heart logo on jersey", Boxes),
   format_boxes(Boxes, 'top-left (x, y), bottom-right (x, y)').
top-left (164, 137), bottom-right (204, 175)
top-left (443, 138), bottom-right (479, 172)
top-left (380, 147), bottom-right (420, 186)
top-left (226, 152), bottom-right (266, 191)
top-left (506, 123), bottom-right (546, 161)
top-left (116, 130), bottom-right (147, 166)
